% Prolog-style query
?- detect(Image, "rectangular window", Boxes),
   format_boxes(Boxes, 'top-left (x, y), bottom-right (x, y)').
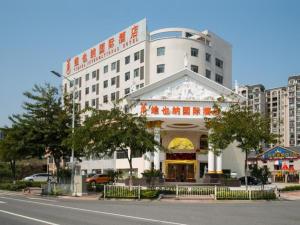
top-left (125, 72), bottom-right (130, 81)
top-left (116, 60), bottom-right (120, 72)
top-left (116, 150), bottom-right (128, 159)
top-left (140, 66), bottom-right (144, 80)
top-left (157, 64), bottom-right (165, 73)
top-left (75, 78), bottom-right (79, 85)
top-left (92, 84), bottom-right (96, 92)
top-left (134, 68), bottom-right (139, 78)
top-left (157, 47), bottom-right (165, 56)
top-left (103, 95), bottom-right (108, 103)
top-left (191, 65), bottom-right (198, 73)
top-left (96, 98), bottom-right (99, 109)
top-left (69, 80), bottom-right (74, 88)
top-left (215, 73), bottom-right (223, 84)
top-left (205, 69), bottom-right (211, 79)
top-left (111, 77), bottom-right (116, 86)
top-left (116, 76), bottom-right (120, 88)
top-left (215, 58), bottom-right (223, 68)
top-left (92, 71), bottom-right (97, 78)
top-left (85, 101), bottom-right (89, 108)
top-left (92, 99), bottom-right (96, 107)
top-left (205, 53), bottom-right (211, 62)
top-left (111, 92), bottom-right (116, 101)
top-left (103, 65), bottom-right (108, 73)
top-left (140, 83), bottom-right (144, 88)
top-left (116, 91), bottom-right (119, 101)
top-left (96, 69), bottom-right (99, 80)
top-left (103, 80), bottom-right (108, 88)
top-left (140, 49), bottom-right (144, 63)
top-left (79, 77), bottom-right (82, 88)
top-left (191, 48), bottom-right (199, 57)
top-left (125, 55), bottom-right (130, 64)
top-left (96, 83), bottom-right (99, 95)
top-left (124, 88), bottom-right (130, 95)
top-left (134, 51), bottom-right (139, 61)
top-left (111, 62), bottom-right (116, 70)
top-left (85, 87), bottom-right (89, 95)
top-left (78, 90), bottom-right (81, 101)
top-left (85, 73), bottom-right (89, 81)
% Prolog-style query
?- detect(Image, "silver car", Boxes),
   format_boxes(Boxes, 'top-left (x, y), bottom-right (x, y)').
top-left (23, 173), bottom-right (55, 182)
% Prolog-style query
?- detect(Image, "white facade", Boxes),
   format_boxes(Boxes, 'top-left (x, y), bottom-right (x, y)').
top-left (62, 19), bottom-right (239, 180)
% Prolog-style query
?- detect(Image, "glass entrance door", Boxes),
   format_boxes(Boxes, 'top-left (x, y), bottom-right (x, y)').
top-left (167, 163), bottom-right (195, 182)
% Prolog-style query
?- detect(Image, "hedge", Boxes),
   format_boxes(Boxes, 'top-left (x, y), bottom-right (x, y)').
top-left (280, 185), bottom-right (300, 192)
top-left (0, 181), bottom-right (46, 191)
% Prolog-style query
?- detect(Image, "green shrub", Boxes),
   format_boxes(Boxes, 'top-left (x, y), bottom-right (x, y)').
top-left (141, 190), bottom-right (159, 199)
top-left (216, 190), bottom-right (276, 200)
top-left (280, 185), bottom-right (300, 192)
top-left (0, 180), bottom-right (46, 191)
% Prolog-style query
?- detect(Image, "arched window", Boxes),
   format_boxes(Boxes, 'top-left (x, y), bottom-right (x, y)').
top-left (200, 135), bottom-right (208, 149)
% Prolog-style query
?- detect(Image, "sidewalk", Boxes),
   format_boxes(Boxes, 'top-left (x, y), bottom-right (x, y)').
top-left (280, 191), bottom-right (300, 201)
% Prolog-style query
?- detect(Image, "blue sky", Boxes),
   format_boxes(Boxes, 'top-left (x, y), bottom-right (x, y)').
top-left (0, 0), bottom-right (299, 126)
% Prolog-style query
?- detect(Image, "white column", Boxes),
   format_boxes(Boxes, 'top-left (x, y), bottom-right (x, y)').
top-left (216, 153), bottom-right (223, 174)
top-left (208, 150), bottom-right (215, 173)
top-left (153, 126), bottom-right (161, 170)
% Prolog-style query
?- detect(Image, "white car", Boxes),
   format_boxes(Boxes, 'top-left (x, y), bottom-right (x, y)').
top-left (23, 173), bottom-right (55, 182)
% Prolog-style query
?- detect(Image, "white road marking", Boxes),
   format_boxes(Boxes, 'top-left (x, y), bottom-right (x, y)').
top-left (27, 197), bottom-right (57, 202)
top-left (0, 196), bottom-right (187, 225)
top-left (0, 201), bottom-right (6, 203)
top-left (0, 209), bottom-right (60, 225)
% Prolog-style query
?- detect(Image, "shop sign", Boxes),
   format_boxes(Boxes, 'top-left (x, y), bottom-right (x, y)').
top-left (262, 146), bottom-right (299, 160)
top-left (64, 19), bottom-right (147, 76)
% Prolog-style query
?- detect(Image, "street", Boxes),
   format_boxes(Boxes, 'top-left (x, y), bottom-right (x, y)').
top-left (0, 192), bottom-right (300, 225)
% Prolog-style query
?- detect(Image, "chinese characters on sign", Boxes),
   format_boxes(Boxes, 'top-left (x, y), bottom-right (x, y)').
top-left (140, 103), bottom-right (212, 117)
top-left (64, 19), bottom-right (146, 75)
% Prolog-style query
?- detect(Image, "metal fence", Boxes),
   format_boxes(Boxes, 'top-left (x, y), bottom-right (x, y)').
top-left (102, 184), bottom-right (277, 200)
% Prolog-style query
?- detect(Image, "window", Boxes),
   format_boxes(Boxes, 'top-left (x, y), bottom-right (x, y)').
top-left (111, 92), bottom-right (116, 101)
top-left (85, 73), bottom-right (89, 81)
top-left (92, 84), bottom-right (96, 92)
top-left (103, 65), bottom-right (108, 73)
top-left (215, 74), bottom-right (223, 84)
top-left (140, 49), bottom-right (144, 63)
top-left (205, 69), bottom-right (211, 79)
top-left (215, 58), bottom-right (223, 68)
top-left (117, 150), bottom-right (128, 159)
top-left (191, 48), bottom-right (198, 57)
top-left (85, 87), bottom-right (89, 95)
top-left (92, 99), bottom-right (96, 107)
top-left (140, 83), bottom-right (144, 88)
top-left (157, 64), bottom-right (165, 73)
top-left (134, 51), bottom-right (139, 61)
top-left (96, 69), bottom-right (99, 80)
top-left (124, 88), bottom-right (130, 95)
top-left (103, 95), bottom-right (108, 103)
top-left (75, 78), bottom-right (79, 85)
top-left (111, 77), bottom-right (116, 85)
top-left (79, 77), bottom-right (82, 87)
top-left (96, 83), bottom-right (99, 95)
top-left (85, 101), bottom-right (89, 108)
top-left (157, 47), bottom-right (165, 56)
top-left (103, 80), bottom-right (108, 88)
top-left (69, 80), bottom-right (74, 88)
top-left (140, 66), bottom-right (144, 80)
top-left (125, 55), bottom-right (130, 64)
top-left (111, 62), bottom-right (116, 70)
top-left (134, 68), bottom-right (139, 78)
top-left (125, 72), bottom-right (130, 81)
top-left (205, 53), bottom-right (211, 62)
top-left (116, 60), bottom-right (120, 72)
top-left (191, 65), bottom-right (198, 73)
top-left (92, 71), bottom-right (97, 78)
top-left (78, 90), bottom-right (81, 101)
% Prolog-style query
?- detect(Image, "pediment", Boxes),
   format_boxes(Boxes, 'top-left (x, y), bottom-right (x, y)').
top-left (128, 68), bottom-right (242, 103)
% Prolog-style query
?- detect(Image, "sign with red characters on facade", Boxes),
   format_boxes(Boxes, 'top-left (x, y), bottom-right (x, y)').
top-left (63, 19), bottom-right (147, 76)
top-left (139, 102), bottom-right (215, 117)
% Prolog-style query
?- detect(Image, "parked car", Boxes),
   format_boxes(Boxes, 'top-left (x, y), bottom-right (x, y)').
top-left (239, 176), bottom-right (261, 185)
top-left (23, 173), bottom-right (55, 182)
top-left (85, 174), bottom-right (111, 185)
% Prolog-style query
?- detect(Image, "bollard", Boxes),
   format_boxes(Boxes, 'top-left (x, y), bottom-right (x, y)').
top-left (214, 185), bottom-right (217, 200)
top-left (103, 184), bottom-right (106, 200)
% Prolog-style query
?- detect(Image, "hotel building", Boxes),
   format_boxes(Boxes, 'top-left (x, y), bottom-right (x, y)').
top-left (62, 19), bottom-right (246, 182)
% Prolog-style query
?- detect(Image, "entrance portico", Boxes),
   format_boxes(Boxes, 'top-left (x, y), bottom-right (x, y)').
top-left (127, 68), bottom-right (243, 182)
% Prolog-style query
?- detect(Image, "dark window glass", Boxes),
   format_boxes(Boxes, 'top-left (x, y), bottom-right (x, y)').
top-left (157, 47), bottom-right (165, 56)
top-left (85, 73), bottom-right (89, 81)
top-left (205, 69), bottom-right (211, 79)
top-left (140, 49), bottom-right (144, 63)
top-left (125, 55), bottom-right (130, 64)
top-left (104, 80), bottom-right (108, 88)
top-left (134, 68), bottom-right (139, 78)
top-left (134, 51), bottom-right (139, 61)
top-left (215, 73), bottom-right (223, 84)
top-left (191, 48), bottom-right (198, 57)
top-left (157, 64), bottom-right (165, 73)
top-left (104, 65), bottom-right (108, 73)
top-left (85, 87), bottom-right (89, 95)
top-left (206, 53), bottom-right (211, 62)
top-left (124, 88), bottom-right (130, 95)
top-left (191, 65), bottom-right (198, 73)
top-left (103, 95), bottom-right (108, 103)
top-left (140, 66), bottom-right (144, 80)
top-left (111, 92), bottom-right (116, 101)
top-left (92, 84), bottom-right (96, 92)
top-left (215, 58), bottom-right (223, 68)
top-left (111, 77), bottom-right (116, 85)
top-left (125, 72), bottom-right (130, 81)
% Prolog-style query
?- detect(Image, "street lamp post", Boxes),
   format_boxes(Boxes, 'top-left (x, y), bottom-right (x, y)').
top-left (51, 70), bottom-right (76, 194)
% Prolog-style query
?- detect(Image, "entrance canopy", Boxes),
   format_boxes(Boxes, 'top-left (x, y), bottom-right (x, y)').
top-left (127, 68), bottom-right (244, 130)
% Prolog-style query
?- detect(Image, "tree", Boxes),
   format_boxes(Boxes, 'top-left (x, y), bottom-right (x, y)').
top-left (250, 164), bottom-right (271, 189)
top-left (205, 103), bottom-right (277, 189)
top-left (68, 106), bottom-right (161, 187)
top-left (9, 84), bottom-right (78, 181)
top-left (0, 125), bottom-right (27, 181)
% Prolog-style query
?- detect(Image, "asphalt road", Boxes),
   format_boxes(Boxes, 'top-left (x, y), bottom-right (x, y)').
top-left (0, 191), bottom-right (300, 225)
